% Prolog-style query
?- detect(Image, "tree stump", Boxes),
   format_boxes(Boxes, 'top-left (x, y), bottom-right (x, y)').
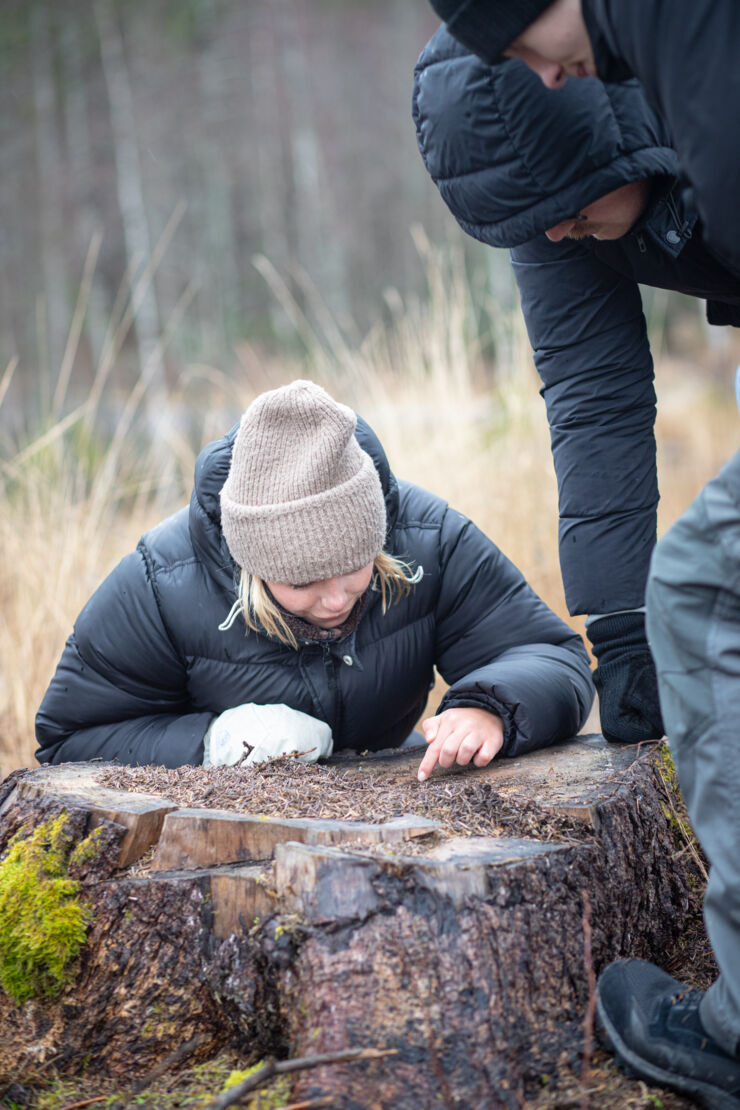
top-left (0, 737), bottom-right (697, 1107)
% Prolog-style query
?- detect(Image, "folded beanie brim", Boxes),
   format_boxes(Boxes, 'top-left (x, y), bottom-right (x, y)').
top-left (221, 450), bottom-right (386, 584)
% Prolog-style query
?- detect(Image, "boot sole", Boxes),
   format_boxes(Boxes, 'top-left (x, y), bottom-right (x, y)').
top-left (596, 995), bottom-right (740, 1110)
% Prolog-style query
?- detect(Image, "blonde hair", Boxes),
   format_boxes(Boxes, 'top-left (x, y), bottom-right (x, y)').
top-left (219, 552), bottom-right (423, 649)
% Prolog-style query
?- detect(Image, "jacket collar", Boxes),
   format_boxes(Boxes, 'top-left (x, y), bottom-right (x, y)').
top-left (271, 588), bottom-right (369, 645)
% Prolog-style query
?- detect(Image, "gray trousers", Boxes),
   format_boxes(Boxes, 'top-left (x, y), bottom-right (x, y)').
top-left (646, 446), bottom-right (740, 1058)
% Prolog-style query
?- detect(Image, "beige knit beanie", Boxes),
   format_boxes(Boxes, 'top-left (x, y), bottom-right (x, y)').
top-left (220, 380), bottom-right (387, 584)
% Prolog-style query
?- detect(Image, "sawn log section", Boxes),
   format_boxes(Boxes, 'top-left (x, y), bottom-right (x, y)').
top-left (0, 737), bottom-right (695, 1109)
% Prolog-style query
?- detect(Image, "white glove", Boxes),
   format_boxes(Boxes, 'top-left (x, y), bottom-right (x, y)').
top-left (202, 703), bottom-right (333, 768)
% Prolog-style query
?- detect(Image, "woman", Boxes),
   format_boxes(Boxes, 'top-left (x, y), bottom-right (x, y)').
top-left (36, 380), bottom-right (594, 779)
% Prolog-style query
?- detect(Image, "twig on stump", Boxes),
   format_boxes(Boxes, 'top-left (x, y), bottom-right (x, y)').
top-left (580, 890), bottom-right (597, 1110)
top-left (56, 1098), bottom-right (109, 1110)
top-left (272, 1100), bottom-right (335, 1110)
top-left (202, 1047), bottom-right (396, 1110)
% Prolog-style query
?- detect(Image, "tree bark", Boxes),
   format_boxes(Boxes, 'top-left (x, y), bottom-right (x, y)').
top-left (269, 753), bottom-right (693, 1109)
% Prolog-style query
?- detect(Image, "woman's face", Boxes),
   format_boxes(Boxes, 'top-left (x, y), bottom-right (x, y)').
top-left (266, 562), bottom-right (374, 629)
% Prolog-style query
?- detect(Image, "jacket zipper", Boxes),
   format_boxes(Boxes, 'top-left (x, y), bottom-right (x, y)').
top-left (665, 190), bottom-right (693, 243)
top-left (322, 642), bottom-right (337, 690)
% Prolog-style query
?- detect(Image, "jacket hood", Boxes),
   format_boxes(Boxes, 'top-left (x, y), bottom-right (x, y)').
top-left (189, 412), bottom-right (400, 592)
top-left (413, 29), bottom-right (679, 248)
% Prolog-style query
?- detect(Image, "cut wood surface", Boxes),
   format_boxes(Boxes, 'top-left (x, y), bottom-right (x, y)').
top-left (150, 809), bottom-right (440, 871)
top-left (1, 763), bottom-right (178, 867)
top-left (0, 737), bottom-right (698, 1109)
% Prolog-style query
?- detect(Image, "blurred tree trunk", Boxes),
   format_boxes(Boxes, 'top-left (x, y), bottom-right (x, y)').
top-left (95, 0), bottom-right (162, 382)
top-left (390, 0), bottom-right (437, 295)
top-left (95, 0), bottom-right (176, 490)
top-left (30, 4), bottom-right (69, 396)
top-left (275, 0), bottom-right (350, 342)
top-left (248, 4), bottom-right (294, 342)
top-left (60, 14), bottom-right (108, 386)
top-left (0, 82), bottom-right (21, 377)
top-left (193, 0), bottom-right (242, 357)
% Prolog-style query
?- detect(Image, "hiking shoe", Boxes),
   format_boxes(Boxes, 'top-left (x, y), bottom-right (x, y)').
top-left (596, 959), bottom-right (740, 1110)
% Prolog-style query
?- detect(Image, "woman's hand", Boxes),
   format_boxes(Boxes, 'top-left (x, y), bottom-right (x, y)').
top-left (417, 707), bottom-right (504, 782)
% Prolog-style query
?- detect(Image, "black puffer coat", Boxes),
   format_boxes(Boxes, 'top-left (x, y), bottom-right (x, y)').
top-left (35, 418), bottom-right (593, 768)
top-left (413, 31), bottom-right (740, 616)
top-left (582, 0), bottom-right (740, 279)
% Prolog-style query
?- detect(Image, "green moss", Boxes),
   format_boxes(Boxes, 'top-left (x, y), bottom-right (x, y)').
top-left (273, 914), bottom-right (300, 940)
top-left (0, 813), bottom-right (94, 1003)
top-left (656, 745), bottom-right (708, 892)
top-left (220, 1062), bottom-right (290, 1106)
top-left (657, 746), bottom-right (692, 841)
top-left (16, 1051), bottom-right (292, 1109)
top-left (658, 743), bottom-right (680, 793)
top-left (68, 824), bottom-right (105, 867)
top-left (221, 1062), bottom-right (265, 1091)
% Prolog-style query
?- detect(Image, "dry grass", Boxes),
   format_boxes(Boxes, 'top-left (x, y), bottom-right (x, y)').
top-left (1, 239), bottom-right (738, 776)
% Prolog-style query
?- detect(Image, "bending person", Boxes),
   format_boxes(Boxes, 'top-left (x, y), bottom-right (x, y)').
top-left (417, 15), bottom-right (740, 1104)
top-left (36, 379), bottom-right (593, 780)
top-left (413, 35), bottom-right (740, 744)
top-left (426, 0), bottom-right (740, 277)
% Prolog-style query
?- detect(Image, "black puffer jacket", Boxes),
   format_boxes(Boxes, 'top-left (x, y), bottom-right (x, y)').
top-left (582, 0), bottom-right (740, 279)
top-left (35, 417), bottom-right (593, 768)
top-left (413, 31), bottom-right (740, 615)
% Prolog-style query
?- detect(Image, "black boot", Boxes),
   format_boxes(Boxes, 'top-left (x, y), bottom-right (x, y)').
top-left (596, 959), bottom-right (740, 1110)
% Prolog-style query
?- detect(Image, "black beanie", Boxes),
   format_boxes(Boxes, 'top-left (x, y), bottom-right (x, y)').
top-left (429, 0), bottom-right (555, 64)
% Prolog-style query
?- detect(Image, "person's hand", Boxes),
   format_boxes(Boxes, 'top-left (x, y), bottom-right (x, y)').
top-left (204, 703), bottom-right (333, 767)
top-left (588, 613), bottom-right (664, 744)
top-left (417, 707), bottom-right (504, 782)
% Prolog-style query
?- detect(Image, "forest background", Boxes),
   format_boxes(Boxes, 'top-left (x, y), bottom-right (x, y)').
top-left (1, 0), bottom-right (738, 775)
